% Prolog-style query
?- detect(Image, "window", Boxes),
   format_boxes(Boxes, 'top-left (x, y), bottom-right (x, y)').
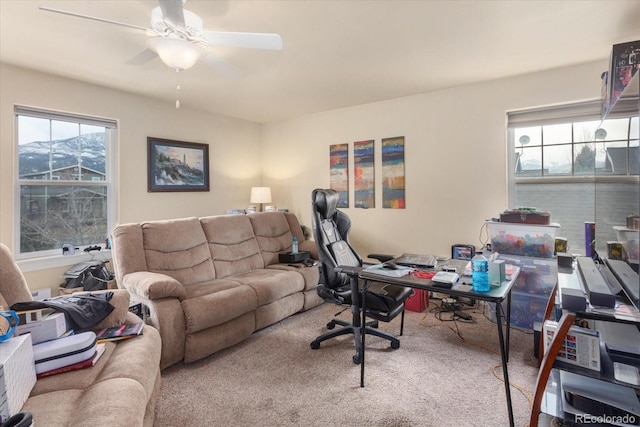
top-left (507, 99), bottom-right (639, 255)
top-left (15, 106), bottom-right (116, 258)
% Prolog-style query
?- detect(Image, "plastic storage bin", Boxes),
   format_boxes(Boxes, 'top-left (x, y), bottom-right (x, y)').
top-left (488, 291), bottom-right (550, 330)
top-left (613, 225), bottom-right (639, 262)
top-left (497, 254), bottom-right (557, 296)
top-left (488, 221), bottom-right (560, 259)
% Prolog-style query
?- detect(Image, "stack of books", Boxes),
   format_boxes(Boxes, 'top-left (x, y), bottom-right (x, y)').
top-left (36, 322), bottom-right (144, 378)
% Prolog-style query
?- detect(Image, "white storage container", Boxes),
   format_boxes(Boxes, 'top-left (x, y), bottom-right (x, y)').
top-left (33, 331), bottom-right (96, 375)
top-left (0, 334), bottom-right (36, 422)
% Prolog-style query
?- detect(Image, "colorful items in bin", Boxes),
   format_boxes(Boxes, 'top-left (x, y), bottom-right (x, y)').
top-left (499, 207), bottom-right (550, 225)
top-left (490, 230), bottom-right (556, 258)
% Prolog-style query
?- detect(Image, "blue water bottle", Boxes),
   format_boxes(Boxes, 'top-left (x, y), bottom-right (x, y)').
top-left (292, 236), bottom-right (298, 254)
top-left (471, 253), bottom-right (489, 292)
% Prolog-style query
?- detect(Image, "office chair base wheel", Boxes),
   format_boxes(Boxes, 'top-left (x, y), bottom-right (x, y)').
top-left (326, 322), bottom-right (336, 330)
top-left (390, 340), bottom-right (400, 350)
top-left (310, 340), bottom-right (320, 350)
top-left (353, 354), bottom-right (361, 364)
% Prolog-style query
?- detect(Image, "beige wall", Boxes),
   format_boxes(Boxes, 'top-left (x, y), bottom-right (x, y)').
top-left (1, 60), bottom-right (607, 293)
top-left (0, 63), bottom-right (263, 292)
top-left (261, 60), bottom-right (607, 259)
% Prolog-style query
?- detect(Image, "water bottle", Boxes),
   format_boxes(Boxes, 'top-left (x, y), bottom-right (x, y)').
top-left (292, 236), bottom-right (298, 254)
top-left (471, 253), bottom-right (489, 292)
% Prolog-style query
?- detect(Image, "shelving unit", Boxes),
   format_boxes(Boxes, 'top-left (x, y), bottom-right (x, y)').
top-left (529, 263), bottom-right (640, 426)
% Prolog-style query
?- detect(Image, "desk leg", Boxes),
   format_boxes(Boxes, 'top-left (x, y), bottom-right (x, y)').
top-left (495, 299), bottom-right (515, 427)
top-left (505, 290), bottom-right (512, 363)
top-left (360, 282), bottom-right (367, 388)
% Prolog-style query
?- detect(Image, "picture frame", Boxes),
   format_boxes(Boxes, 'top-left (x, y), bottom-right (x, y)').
top-left (147, 137), bottom-right (209, 192)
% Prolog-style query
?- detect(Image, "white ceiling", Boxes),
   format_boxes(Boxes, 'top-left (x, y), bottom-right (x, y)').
top-left (1, 0), bottom-right (640, 123)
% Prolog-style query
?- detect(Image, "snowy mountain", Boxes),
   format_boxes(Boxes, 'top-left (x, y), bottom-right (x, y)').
top-left (19, 133), bottom-right (106, 177)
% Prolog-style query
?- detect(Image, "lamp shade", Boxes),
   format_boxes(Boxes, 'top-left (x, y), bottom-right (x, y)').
top-left (250, 187), bottom-right (272, 204)
top-left (148, 37), bottom-right (205, 71)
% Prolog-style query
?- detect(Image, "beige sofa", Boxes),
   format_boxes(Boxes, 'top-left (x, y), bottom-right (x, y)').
top-left (111, 211), bottom-right (322, 370)
top-left (0, 243), bottom-right (161, 427)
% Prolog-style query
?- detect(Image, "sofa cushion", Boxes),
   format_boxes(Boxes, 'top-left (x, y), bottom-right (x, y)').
top-left (266, 264), bottom-right (320, 292)
top-left (229, 269), bottom-right (304, 306)
top-left (249, 212), bottom-right (298, 266)
top-left (182, 280), bottom-right (257, 333)
top-left (142, 217), bottom-right (215, 286)
top-left (201, 215), bottom-right (264, 278)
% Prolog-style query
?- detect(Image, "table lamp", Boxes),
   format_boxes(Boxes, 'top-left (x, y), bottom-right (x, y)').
top-left (250, 187), bottom-right (272, 212)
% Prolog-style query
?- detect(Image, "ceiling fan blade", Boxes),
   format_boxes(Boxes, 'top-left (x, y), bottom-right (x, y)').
top-left (127, 48), bottom-right (158, 66)
top-left (201, 53), bottom-right (240, 79)
top-left (39, 6), bottom-right (150, 32)
top-left (204, 31), bottom-right (283, 51)
top-left (158, 0), bottom-right (186, 28)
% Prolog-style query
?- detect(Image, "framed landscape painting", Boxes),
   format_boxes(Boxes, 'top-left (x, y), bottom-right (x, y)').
top-left (147, 137), bottom-right (210, 192)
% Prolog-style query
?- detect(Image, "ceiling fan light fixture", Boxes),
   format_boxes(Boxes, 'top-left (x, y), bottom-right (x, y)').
top-left (148, 37), bottom-right (204, 71)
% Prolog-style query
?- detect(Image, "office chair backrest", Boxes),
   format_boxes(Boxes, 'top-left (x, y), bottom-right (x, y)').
top-left (311, 189), bottom-right (362, 289)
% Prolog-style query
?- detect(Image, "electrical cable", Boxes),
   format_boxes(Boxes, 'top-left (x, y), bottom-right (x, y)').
top-left (421, 300), bottom-right (534, 416)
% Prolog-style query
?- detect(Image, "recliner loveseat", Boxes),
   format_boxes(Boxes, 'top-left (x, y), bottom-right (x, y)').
top-left (111, 211), bottom-right (322, 370)
top-left (0, 243), bottom-right (162, 427)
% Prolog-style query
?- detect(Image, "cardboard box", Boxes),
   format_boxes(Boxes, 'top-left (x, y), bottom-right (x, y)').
top-left (16, 312), bottom-right (69, 344)
top-left (0, 335), bottom-right (36, 422)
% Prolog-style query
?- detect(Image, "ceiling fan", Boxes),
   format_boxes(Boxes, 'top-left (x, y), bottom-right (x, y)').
top-left (39, 0), bottom-right (283, 72)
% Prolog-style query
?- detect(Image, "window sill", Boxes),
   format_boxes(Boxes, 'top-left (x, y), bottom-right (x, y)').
top-left (17, 250), bottom-right (113, 273)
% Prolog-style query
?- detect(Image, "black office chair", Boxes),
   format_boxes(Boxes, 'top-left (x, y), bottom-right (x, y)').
top-left (309, 188), bottom-right (412, 364)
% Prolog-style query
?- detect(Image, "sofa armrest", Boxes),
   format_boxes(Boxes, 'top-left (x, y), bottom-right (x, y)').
top-left (121, 271), bottom-right (186, 300)
top-left (299, 239), bottom-right (318, 260)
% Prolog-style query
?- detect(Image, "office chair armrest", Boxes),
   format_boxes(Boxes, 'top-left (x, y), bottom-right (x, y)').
top-left (335, 265), bottom-right (363, 277)
top-left (367, 253), bottom-right (395, 263)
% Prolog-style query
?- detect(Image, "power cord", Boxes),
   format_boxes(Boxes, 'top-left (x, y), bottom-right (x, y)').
top-left (421, 300), bottom-right (534, 417)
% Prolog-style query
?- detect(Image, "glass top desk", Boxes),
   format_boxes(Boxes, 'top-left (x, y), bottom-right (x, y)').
top-left (357, 259), bottom-right (521, 427)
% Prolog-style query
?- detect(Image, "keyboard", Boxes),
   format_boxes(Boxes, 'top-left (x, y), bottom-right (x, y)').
top-left (395, 253), bottom-right (437, 269)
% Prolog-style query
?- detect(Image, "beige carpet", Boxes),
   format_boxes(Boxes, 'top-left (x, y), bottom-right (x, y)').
top-left (155, 301), bottom-right (539, 426)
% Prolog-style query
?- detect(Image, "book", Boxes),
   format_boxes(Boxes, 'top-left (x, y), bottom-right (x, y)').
top-left (36, 343), bottom-right (106, 378)
top-left (95, 322), bottom-right (144, 343)
top-left (543, 320), bottom-right (601, 371)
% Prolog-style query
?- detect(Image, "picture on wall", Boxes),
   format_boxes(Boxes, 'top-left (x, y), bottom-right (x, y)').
top-left (147, 137), bottom-right (210, 192)
top-left (381, 136), bottom-right (405, 208)
top-left (354, 139), bottom-right (375, 209)
top-left (329, 143), bottom-right (349, 208)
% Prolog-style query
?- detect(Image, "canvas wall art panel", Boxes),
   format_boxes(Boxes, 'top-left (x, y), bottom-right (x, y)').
top-left (329, 143), bottom-right (349, 208)
top-left (354, 139), bottom-right (375, 209)
top-left (381, 136), bottom-right (405, 208)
